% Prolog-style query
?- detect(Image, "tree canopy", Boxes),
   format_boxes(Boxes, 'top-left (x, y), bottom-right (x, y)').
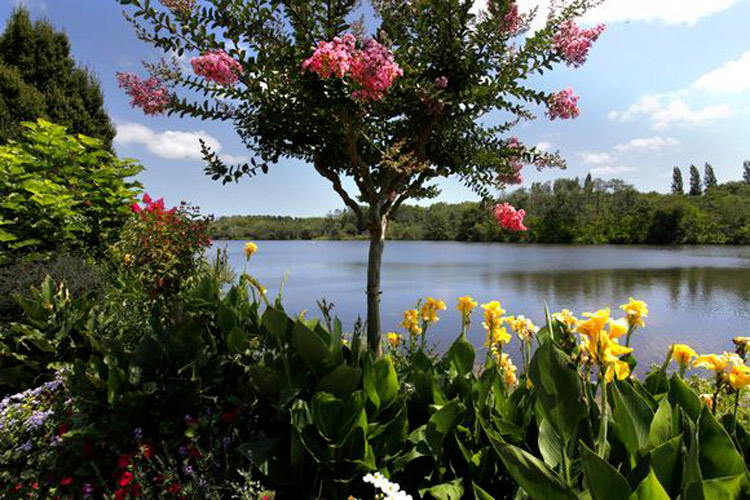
top-left (0, 8), bottom-right (116, 148)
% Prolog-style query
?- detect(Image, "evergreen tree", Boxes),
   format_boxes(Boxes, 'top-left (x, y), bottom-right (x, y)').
top-left (743, 160), bottom-right (750, 185)
top-left (703, 162), bottom-right (717, 191)
top-left (689, 164), bottom-right (702, 196)
top-left (584, 172), bottom-right (593, 192)
top-left (0, 8), bottom-right (115, 148)
top-left (671, 167), bottom-right (683, 194)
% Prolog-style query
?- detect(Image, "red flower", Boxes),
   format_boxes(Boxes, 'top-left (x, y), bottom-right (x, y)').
top-left (141, 443), bottom-right (155, 459)
top-left (153, 474), bottom-right (166, 486)
top-left (130, 203), bottom-right (142, 213)
top-left (57, 423), bottom-right (70, 436)
top-left (13, 484), bottom-right (22, 491)
top-left (221, 408), bottom-right (239, 423)
top-left (118, 454), bottom-right (131, 469)
top-left (114, 488), bottom-right (127, 500)
top-left (61, 477), bottom-right (73, 486)
top-left (166, 482), bottom-right (182, 494)
top-left (32, 482), bottom-right (39, 490)
top-left (119, 471), bottom-right (134, 487)
top-left (131, 482), bottom-right (143, 497)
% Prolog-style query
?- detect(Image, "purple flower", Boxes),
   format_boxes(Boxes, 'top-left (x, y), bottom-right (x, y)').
top-left (179, 445), bottom-right (188, 456)
top-left (83, 483), bottom-right (94, 497)
top-left (133, 427), bottom-right (144, 443)
top-left (434, 76), bottom-right (448, 89)
top-left (183, 465), bottom-right (194, 475)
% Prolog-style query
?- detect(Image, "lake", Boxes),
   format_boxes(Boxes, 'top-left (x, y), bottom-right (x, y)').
top-left (213, 240), bottom-right (750, 369)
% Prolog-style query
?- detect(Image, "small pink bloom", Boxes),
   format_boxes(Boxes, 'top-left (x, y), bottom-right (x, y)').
top-left (493, 202), bottom-right (527, 231)
top-left (546, 87), bottom-right (580, 120)
top-left (116, 73), bottom-right (171, 115)
top-left (434, 76), bottom-right (448, 89)
top-left (497, 136), bottom-right (524, 185)
top-left (502, 2), bottom-right (522, 36)
top-left (191, 50), bottom-right (244, 86)
top-left (160, 0), bottom-right (194, 15)
top-left (553, 21), bottom-right (605, 68)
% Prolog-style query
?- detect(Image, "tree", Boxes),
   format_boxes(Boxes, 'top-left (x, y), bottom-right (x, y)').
top-left (0, 8), bottom-right (115, 148)
top-left (703, 162), bottom-right (717, 191)
top-left (671, 167), bottom-right (683, 195)
top-left (743, 160), bottom-right (750, 185)
top-left (119, 0), bottom-right (605, 352)
top-left (689, 165), bottom-right (702, 196)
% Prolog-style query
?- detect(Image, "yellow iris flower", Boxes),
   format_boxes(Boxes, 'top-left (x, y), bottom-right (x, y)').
top-left (620, 297), bottom-right (648, 329)
top-left (602, 339), bottom-right (633, 382)
top-left (577, 308), bottom-right (611, 340)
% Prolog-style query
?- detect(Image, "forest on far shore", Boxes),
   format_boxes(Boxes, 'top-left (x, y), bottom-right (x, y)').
top-left (211, 172), bottom-right (750, 245)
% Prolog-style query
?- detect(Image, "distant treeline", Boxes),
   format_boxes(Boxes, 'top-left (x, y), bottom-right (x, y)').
top-left (210, 175), bottom-right (750, 244)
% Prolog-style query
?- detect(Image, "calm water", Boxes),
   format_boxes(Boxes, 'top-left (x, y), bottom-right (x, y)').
top-left (213, 241), bottom-right (750, 368)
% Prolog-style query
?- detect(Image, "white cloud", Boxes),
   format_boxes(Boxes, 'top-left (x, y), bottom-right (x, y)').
top-left (608, 95), bottom-right (733, 131)
top-left (589, 165), bottom-right (635, 176)
top-left (692, 50), bottom-right (750, 93)
top-left (219, 153), bottom-right (252, 164)
top-left (614, 136), bottom-right (680, 153)
top-left (579, 151), bottom-right (614, 165)
top-left (535, 141), bottom-right (552, 152)
top-left (115, 123), bottom-right (222, 160)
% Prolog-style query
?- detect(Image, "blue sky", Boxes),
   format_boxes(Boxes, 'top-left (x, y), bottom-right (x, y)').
top-left (4, 0), bottom-right (750, 216)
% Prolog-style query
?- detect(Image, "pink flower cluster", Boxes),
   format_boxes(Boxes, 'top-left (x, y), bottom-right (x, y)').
top-left (116, 72), bottom-right (170, 115)
top-left (502, 2), bottom-right (522, 36)
top-left (434, 76), bottom-right (449, 89)
top-left (552, 20), bottom-right (605, 67)
top-left (160, 0), bottom-right (194, 15)
top-left (546, 87), bottom-right (580, 120)
top-left (493, 202), bottom-right (527, 231)
top-left (191, 50), bottom-right (244, 86)
top-left (302, 34), bottom-right (403, 102)
top-left (498, 136), bottom-right (524, 185)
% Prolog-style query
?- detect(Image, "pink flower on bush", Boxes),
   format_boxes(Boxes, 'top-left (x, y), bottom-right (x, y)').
top-left (502, 2), bottom-right (522, 36)
top-left (160, 0), bottom-right (194, 15)
top-left (493, 202), bottom-right (527, 231)
top-left (116, 72), bottom-right (171, 115)
top-left (302, 34), bottom-right (403, 102)
top-left (301, 34), bottom-right (357, 78)
top-left (434, 76), bottom-right (449, 89)
top-left (553, 20), bottom-right (605, 67)
top-left (498, 136), bottom-right (524, 185)
top-left (546, 87), bottom-right (580, 120)
top-left (191, 50), bottom-right (244, 86)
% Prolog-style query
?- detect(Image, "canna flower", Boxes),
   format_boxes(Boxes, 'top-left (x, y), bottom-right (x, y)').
top-left (402, 309), bottom-right (422, 336)
top-left (420, 297), bottom-right (447, 323)
top-left (607, 318), bottom-right (628, 340)
top-left (386, 332), bottom-right (401, 348)
top-left (244, 242), bottom-right (258, 259)
top-left (602, 339), bottom-right (633, 382)
top-left (482, 301), bottom-right (510, 349)
top-left (733, 336), bottom-right (750, 357)
top-left (671, 344), bottom-right (697, 369)
top-left (577, 308), bottom-right (610, 340)
top-left (123, 253), bottom-right (133, 265)
top-left (553, 309), bottom-right (579, 329)
top-left (620, 297), bottom-right (648, 329)
top-left (506, 315), bottom-right (537, 341)
top-left (693, 353), bottom-right (729, 374)
top-left (726, 362), bottom-right (750, 390)
top-left (457, 295), bottom-right (478, 316)
top-left (499, 353), bottom-right (518, 387)
top-left (699, 393), bottom-right (714, 410)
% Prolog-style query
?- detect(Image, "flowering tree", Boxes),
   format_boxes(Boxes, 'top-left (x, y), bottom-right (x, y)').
top-left (117, 0), bottom-right (605, 352)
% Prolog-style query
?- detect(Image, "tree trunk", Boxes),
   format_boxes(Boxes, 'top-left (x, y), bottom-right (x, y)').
top-left (366, 211), bottom-right (388, 356)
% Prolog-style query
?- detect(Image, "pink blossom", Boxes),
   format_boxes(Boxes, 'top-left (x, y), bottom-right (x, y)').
top-left (302, 34), bottom-right (403, 102)
top-left (160, 0), bottom-right (194, 15)
top-left (498, 136), bottom-right (523, 185)
top-left (552, 21), bottom-right (605, 68)
top-left (301, 34), bottom-right (357, 79)
top-left (116, 72), bottom-right (171, 115)
top-left (434, 76), bottom-right (448, 89)
top-left (191, 50), bottom-right (244, 86)
top-left (493, 202), bottom-right (527, 231)
top-left (546, 87), bottom-right (580, 120)
top-left (502, 2), bottom-right (522, 36)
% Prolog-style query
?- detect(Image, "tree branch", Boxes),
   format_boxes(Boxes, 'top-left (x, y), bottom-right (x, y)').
top-left (313, 153), bottom-right (364, 227)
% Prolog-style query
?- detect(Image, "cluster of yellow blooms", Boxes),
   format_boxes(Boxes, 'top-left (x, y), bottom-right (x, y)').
top-left (401, 309), bottom-right (422, 337)
top-left (481, 301), bottom-right (510, 351)
top-left (499, 353), bottom-right (518, 387)
top-left (575, 308), bottom-right (632, 382)
top-left (243, 242), bottom-right (258, 259)
top-left (505, 315), bottom-right (537, 341)
top-left (420, 297), bottom-right (447, 323)
top-left (671, 343), bottom-right (750, 390)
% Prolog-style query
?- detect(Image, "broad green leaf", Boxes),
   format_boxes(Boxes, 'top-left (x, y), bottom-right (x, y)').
top-left (697, 406), bottom-right (746, 480)
top-left (629, 469), bottom-right (670, 500)
top-left (290, 320), bottom-right (335, 379)
top-left (446, 333), bottom-right (475, 376)
top-left (648, 435), bottom-right (682, 496)
top-left (374, 355), bottom-right (399, 408)
top-left (611, 380), bottom-right (654, 455)
top-left (424, 398), bottom-right (464, 455)
top-left (472, 482), bottom-right (495, 500)
top-left (421, 478), bottom-right (464, 500)
top-left (668, 374), bottom-right (701, 420)
top-left (316, 364), bottom-right (361, 398)
top-left (685, 473), bottom-right (750, 500)
top-left (648, 397), bottom-right (674, 449)
top-left (226, 326), bottom-right (249, 354)
top-left (537, 416), bottom-right (562, 469)
top-left (580, 441), bottom-right (631, 500)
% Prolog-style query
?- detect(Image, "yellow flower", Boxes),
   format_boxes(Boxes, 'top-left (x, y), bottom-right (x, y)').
top-left (457, 295), bottom-right (478, 316)
top-left (553, 309), bottom-right (579, 329)
top-left (525, 377), bottom-right (534, 390)
top-left (602, 339), bottom-right (633, 383)
top-left (733, 336), bottom-right (750, 356)
top-left (243, 242), bottom-right (258, 259)
top-left (507, 315), bottom-right (537, 341)
top-left (699, 393), bottom-right (714, 410)
top-left (671, 344), bottom-right (697, 368)
top-left (499, 353), bottom-right (518, 388)
top-left (402, 309), bottom-right (422, 336)
top-left (607, 318), bottom-right (629, 340)
top-left (577, 308), bottom-right (611, 340)
top-left (693, 353), bottom-right (729, 374)
top-left (482, 302), bottom-right (510, 349)
top-left (386, 332), bottom-right (402, 348)
top-left (727, 363), bottom-right (750, 390)
top-left (420, 297), bottom-right (447, 323)
top-left (123, 253), bottom-right (133, 265)
top-left (620, 297), bottom-right (648, 329)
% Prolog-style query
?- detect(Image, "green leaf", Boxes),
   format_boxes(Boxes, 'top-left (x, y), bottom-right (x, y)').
top-left (374, 355), bottom-right (399, 408)
top-left (310, 391), bottom-right (366, 446)
top-left (685, 473), bottom-right (750, 500)
top-left (472, 482), bottom-right (495, 500)
top-left (697, 406), bottom-right (746, 480)
top-left (580, 441), bottom-right (632, 500)
top-left (629, 469), bottom-right (670, 499)
top-left (226, 326), bottom-right (249, 354)
top-left (421, 478), bottom-right (464, 500)
top-left (290, 320), bottom-right (335, 379)
top-left (446, 333), bottom-right (475, 376)
top-left (648, 397), bottom-right (674, 449)
top-left (537, 417), bottom-right (562, 469)
top-left (315, 364), bottom-right (361, 398)
top-left (610, 380), bottom-right (654, 455)
top-left (423, 398), bottom-right (464, 455)
top-left (648, 435), bottom-right (683, 496)
top-left (262, 306), bottom-right (289, 346)
top-left (484, 425), bottom-right (577, 500)
top-left (668, 374), bottom-right (701, 420)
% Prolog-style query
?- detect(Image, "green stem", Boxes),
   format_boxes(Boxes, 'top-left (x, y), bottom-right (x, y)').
top-left (733, 389), bottom-right (741, 432)
top-left (598, 369), bottom-right (609, 459)
top-left (625, 325), bottom-right (634, 348)
top-left (712, 377), bottom-right (721, 416)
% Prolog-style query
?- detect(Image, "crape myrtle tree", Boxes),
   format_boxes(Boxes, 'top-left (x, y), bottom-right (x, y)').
top-left (117, 0), bottom-right (605, 352)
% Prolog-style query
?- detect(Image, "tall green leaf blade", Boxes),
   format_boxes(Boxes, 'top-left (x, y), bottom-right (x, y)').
top-left (579, 441), bottom-right (631, 500)
top-left (697, 406), bottom-right (746, 480)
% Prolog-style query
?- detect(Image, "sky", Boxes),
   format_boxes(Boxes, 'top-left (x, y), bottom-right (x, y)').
top-left (3, 0), bottom-right (750, 217)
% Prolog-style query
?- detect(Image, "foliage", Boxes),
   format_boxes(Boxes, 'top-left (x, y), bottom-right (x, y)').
top-left (211, 176), bottom-right (750, 244)
top-left (704, 162), bottom-right (718, 191)
top-left (0, 119), bottom-right (143, 265)
top-left (0, 8), bottom-right (116, 148)
top-left (671, 167), bottom-right (683, 195)
top-left (689, 165), bottom-right (702, 197)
